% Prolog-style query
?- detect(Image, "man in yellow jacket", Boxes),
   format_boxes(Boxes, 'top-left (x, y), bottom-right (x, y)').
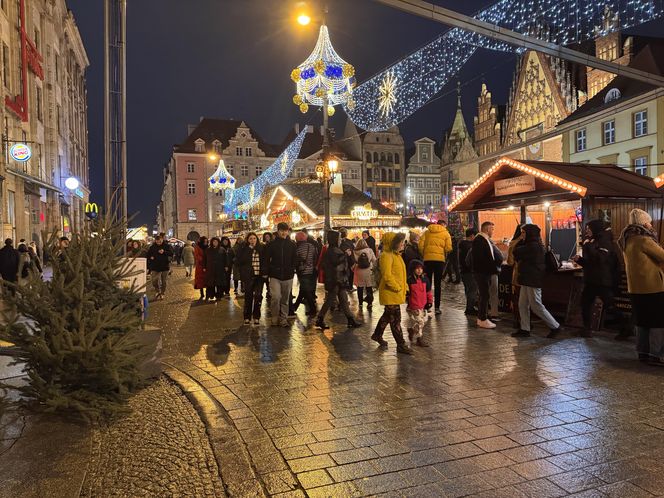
top-left (419, 220), bottom-right (452, 314)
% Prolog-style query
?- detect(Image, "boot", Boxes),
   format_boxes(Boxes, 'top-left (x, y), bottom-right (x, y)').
top-left (396, 343), bottom-right (414, 355)
top-left (347, 318), bottom-right (362, 328)
top-left (407, 327), bottom-right (416, 342)
top-left (371, 332), bottom-right (388, 348)
top-left (315, 318), bottom-right (329, 330)
top-left (511, 329), bottom-right (530, 337)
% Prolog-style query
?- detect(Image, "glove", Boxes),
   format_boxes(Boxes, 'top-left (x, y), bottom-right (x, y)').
top-left (424, 303), bottom-right (432, 310)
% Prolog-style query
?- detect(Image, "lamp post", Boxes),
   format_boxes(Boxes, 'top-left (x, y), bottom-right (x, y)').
top-left (316, 156), bottom-right (338, 237)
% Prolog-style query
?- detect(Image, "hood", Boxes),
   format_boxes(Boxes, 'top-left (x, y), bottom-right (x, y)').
top-left (407, 258), bottom-right (425, 274)
top-left (523, 224), bottom-right (541, 243)
top-left (220, 236), bottom-right (231, 247)
top-left (427, 224), bottom-right (448, 235)
top-left (381, 232), bottom-right (396, 252)
top-left (327, 230), bottom-right (340, 247)
top-left (586, 219), bottom-right (607, 237)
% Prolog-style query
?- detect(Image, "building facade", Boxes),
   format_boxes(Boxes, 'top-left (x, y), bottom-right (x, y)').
top-left (0, 0), bottom-right (89, 243)
top-left (363, 126), bottom-right (405, 208)
top-left (406, 137), bottom-right (441, 212)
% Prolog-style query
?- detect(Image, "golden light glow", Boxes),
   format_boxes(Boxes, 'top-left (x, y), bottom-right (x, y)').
top-left (327, 159), bottom-right (339, 172)
top-left (654, 174), bottom-right (664, 186)
top-left (208, 154), bottom-right (218, 161)
top-left (297, 13), bottom-right (311, 25)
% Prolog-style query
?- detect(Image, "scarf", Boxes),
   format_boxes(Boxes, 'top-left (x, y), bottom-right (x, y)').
top-left (618, 224), bottom-right (658, 251)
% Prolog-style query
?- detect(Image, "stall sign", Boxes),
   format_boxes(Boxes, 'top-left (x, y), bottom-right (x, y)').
top-left (10, 143), bottom-right (31, 162)
top-left (85, 202), bottom-right (99, 220)
top-left (451, 185), bottom-right (469, 202)
top-left (351, 203), bottom-right (378, 221)
top-left (494, 175), bottom-right (536, 197)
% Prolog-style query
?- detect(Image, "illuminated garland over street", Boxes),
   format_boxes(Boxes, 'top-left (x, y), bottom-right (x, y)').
top-left (346, 0), bottom-right (664, 131)
top-left (224, 128), bottom-right (308, 213)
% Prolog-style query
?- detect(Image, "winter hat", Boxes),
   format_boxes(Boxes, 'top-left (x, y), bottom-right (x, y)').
top-left (408, 259), bottom-right (424, 274)
top-left (629, 208), bottom-right (652, 226)
top-left (295, 231), bottom-right (307, 242)
top-left (586, 219), bottom-right (607, 237)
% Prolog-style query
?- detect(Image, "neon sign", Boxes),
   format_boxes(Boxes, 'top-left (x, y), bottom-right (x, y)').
top-left (9, 143), bottom-right (31, 162)
top-left (351, 203), bottom-right (378, 221)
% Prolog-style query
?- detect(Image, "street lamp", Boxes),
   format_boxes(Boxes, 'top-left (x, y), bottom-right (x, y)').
top-left (316, 156), bottom-right (339, 237)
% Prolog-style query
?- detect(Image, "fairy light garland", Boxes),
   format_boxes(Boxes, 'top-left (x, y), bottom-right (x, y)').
top-left (346, 0), bottom-right (664, 131)
top-left (224, 129), bottom-right (308, 213)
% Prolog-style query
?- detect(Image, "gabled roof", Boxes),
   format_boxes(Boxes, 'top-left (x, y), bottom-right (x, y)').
top-left (175, 118), bottom-right (279, 156)
top-left (450, 157), bottom-right (661, 212)
top-left (559, 37), bottom-right (664, 125)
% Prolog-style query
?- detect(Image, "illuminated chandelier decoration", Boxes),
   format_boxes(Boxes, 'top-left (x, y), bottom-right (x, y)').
top-left (224, 128), bottom-right (307, 213)
top-left (345, 0), bottom-right (664, 131)
top-left (291, 24), bottom-right (356, 116)
top-left (208, 159), bottom-right (236, 192)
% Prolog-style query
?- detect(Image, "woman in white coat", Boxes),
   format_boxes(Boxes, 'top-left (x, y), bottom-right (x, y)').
top-left (354, 239), bottom-right (376, 309)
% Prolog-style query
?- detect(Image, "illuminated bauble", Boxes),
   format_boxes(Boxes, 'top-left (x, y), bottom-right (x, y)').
top-left (342, 63), bottom-right (355, 78)
top-left (299, 103), bottom-right (309, 113)
top-left (313, 59), bottom-right (326, 75)
top-left (315, 87), bottom-right (325, 98)
top-left (290, 68), bottom-right (301, 82)
top-left (346, 98), bottom-right (356, 110)
top-left (327, 105), bottom-right (335, 116)
top-left (292, 94), bottom-right (302, 105)
top-left (208, 159), bottom-right (236, 192)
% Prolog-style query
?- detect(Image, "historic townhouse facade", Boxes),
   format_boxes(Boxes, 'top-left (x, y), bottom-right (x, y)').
top-left (406, 137), bottom-right (441, 212)
top-left (0, 0), bottom-right (89, 243)
top-left (363, 126), bottom-right (405, 208)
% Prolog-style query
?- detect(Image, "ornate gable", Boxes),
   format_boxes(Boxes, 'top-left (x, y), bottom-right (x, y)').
top-left (503, 51), bottom-right (572, 146)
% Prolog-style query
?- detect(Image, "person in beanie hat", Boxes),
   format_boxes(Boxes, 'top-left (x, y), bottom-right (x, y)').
top-left (406, 259), bottom-right (433, 347)
top-left (619, 208), bottom-right (664, 364)
top-left (264, 222), bottom-right (297, 327)
top-left (371, 232), bottom-right (413, 354)
top-left (315, 230), bottom-right (362, 330)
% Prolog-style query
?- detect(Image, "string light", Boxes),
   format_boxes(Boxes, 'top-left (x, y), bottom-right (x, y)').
top-left (224, 129), bottom-right (308, 213)
top-left (345, 0), bottom-right (664, 131)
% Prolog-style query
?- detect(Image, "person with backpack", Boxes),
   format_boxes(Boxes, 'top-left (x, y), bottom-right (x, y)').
top-left (406, 259), bottom-right (433, 347)
top-left (292, 231), bottom-right (319, 316)
top-left (512, 224), bottom-right (562, 338)
top-left (315, 230), bottom-right (361, 330)
top-left (353, 238), bottom-right (376, 309)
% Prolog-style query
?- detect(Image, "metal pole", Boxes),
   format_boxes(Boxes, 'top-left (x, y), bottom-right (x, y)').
top-left (103, 0), bottom-right (110, 211)
top-left (372, 0), bottom-right (664, 88)
top-left (322, 93), bottom-right (331, 241)
top-left (120, 0), bottom-right (128, 235)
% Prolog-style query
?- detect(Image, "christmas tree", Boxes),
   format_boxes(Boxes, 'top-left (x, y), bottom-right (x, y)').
top-left (1, 217), bottom-right (146, 422)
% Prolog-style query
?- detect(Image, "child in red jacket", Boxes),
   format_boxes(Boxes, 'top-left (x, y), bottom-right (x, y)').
top-left (406, 260), bottom-right (433, 347)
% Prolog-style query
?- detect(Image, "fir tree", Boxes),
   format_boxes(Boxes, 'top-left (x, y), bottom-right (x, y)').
top-left (1, 218), bottom-right (146, 422)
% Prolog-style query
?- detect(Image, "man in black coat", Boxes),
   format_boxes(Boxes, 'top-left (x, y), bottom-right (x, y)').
top-left (339, 227), bottom-right (355, 290)
top-left (265, 222), bottom-right (298, 327)
top-left (315, 230), bottom-right (361, 330)
top-left (573, 219), bottom-right (625, 338)
top-left (0, 238), bottom-right (19, 294)
top-left (472, 222), bottom-right (498, 329)
top-left (459, 228), bottom-right (478, 315)
top-left (146, 235), bottom-right (173, 299)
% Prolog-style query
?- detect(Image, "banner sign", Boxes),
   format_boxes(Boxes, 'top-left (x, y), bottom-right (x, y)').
top-left (351, 203), bottom-right (378, 221)
top-left (494, 175), bottom-right (536, 197)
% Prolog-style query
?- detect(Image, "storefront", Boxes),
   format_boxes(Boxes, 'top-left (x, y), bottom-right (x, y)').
top-left (450, 157), bottom-right (664, 326)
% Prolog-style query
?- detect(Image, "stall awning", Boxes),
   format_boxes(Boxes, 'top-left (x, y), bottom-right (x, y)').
top-left (450, 157), bottom-right (662, 212)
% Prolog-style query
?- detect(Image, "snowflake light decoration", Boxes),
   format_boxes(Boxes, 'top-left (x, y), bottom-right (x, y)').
top-left (208, 159), bottom-right (236, 192)
top-left (378, 71), bottom-right (398, 118)
top-left (291, 24), bottom-right (355, 115)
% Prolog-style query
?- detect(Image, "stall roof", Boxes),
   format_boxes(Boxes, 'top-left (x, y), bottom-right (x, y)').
top-left (450, 157), bottom-right (662, 212)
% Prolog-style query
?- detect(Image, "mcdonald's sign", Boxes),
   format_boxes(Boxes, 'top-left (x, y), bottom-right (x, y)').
top-left (85, 202), bottom-right (99, 220)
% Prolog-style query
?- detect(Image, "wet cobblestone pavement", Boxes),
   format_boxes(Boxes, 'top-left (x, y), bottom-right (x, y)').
top-left (150, 268), bottom-right (664, 497)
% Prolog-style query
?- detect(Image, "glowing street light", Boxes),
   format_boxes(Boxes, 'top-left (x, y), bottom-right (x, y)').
top-left (297, 13), bottom-right (311, 25)
top-left (65, 177), bottom-right (80, 190)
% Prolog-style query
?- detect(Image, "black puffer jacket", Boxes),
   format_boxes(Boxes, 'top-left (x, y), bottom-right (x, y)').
top-left (513, 224), bottom-right (546, 288)
top-left (577, 220), bottom-right (621, 288)
top-left (471, 234), bottom-right (498, 275)
top-left (322, 231), bottom-right (348, 291)
top-left (265, 235), bottom-right (297, 280)
top-left (235, 243), bottom-right (267, 283)
top-left (146, 242), bottom-right (173, 272)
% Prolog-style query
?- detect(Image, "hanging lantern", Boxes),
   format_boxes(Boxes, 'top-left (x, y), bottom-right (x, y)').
top-left (208, 159), bottom-right (236, 193)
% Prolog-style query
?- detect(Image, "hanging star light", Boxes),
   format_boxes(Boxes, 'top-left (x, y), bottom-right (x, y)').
top-left (291, 24), bottom-right (355, 115)
top-left (208, 159), bottom-right (236, 192)
top-left (378, 71), bottom-right (398, 118)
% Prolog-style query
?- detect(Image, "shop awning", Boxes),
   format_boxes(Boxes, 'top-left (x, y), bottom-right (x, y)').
top-left (450, 157), bottom-right (662, 212)
top-left (7, 168), bottom-right (62, 193)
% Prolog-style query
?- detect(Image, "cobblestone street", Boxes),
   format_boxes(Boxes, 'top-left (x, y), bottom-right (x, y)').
top-left (147, 268), bottom-right (664, 497)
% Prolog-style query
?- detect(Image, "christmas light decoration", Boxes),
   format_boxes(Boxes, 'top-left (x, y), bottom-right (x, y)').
top-left (224, 129), bottom-right (307, 213)
top-left (346, 0), bottom-right (664, 131)
top-left (208, 159), bottom-right (236, 192)
top-left (291, 24), bottom-right (355, 112)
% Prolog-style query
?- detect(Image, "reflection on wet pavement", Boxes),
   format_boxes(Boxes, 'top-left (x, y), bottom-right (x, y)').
top-left (150, 269), bottom-right (664, 497)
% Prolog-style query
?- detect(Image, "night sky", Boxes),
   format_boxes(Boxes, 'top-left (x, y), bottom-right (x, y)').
top-left (66, 0), bottom-right (663, 227)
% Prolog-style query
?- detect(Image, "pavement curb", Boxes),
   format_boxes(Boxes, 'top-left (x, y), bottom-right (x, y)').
top-left (163, 365), bottom-right (268, 497)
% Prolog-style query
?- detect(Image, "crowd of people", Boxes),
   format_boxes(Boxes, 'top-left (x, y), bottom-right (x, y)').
top-left (139, 206), bottom-right (664, 363)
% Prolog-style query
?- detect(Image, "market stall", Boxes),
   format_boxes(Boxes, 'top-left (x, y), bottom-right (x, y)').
top-left (450, 157), bottom-right (664, 326)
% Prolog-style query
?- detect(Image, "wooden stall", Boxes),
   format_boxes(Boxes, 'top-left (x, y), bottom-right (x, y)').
top-left (450, 157), bottom-right (664, 326)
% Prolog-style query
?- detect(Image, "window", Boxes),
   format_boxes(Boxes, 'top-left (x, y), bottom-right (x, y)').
top-left (245, 147), bottom-right (252, 157)
top-left (425, 179), bottom-right (433, 189)
top-left (417, 179), bottom-right (424, 188)
top-left (603, 120), bottom-right (615, 145)
top-left (296, 167), bottom-right (304, 177)
top-left (186, 162), bottom-right (195, 173)
top-left (2, 43), bottom-right (8, 89)
top-left (255, 165), bottom-right (262, 176)
top-left (241, 165), bottom-right (248, 176)
top-left (375, 137), bottom-right (379, 142)
top-left (373, 152), bottom-right (378, 163)
top-left (387, 153), bottom-right (393, 163)
top-left (366, 168), bottom-right (372, 181)
top-left (575, 129), bottom-right (586, 152)
top-left (187, 209), bottom-right (197, 221)
top-left (634, 110), bottom-right (648, 137)
top-left (365, 152), bottom-right (371, 163)
top-left (394, 153), bottom-right (400, 165)
top-left (194, 140), bottom-right (205, 152)
top-left (351, 169), bottom-right (358, 180)
top-left (213, 141), bottom-right (222, 153)
top-left (36, 86), bottom-right (43, 121)
top-left (236, 147), bottom-right (243, 156)
top-left (395, 170), bottom-right (400, 181)
top-left (187, 181), bottom-right (196, 194)
top-left (227, 164), bottom-right (234, 175)
top-left (633, 156), bottom-right (648, 176)
top-left (434, 179), bottom-right (440, 188)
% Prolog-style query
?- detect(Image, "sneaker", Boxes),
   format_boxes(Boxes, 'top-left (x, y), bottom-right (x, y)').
top-left (435, 308), bottom-right (442, 315)
top-left (547, 327), bottom-right (562, 339)
top-left (415, 337), bottom-right (430, 347)
top-left (489, 316), bottom-right (502, 322)
top-left (396, 344), bottom-right (414, 355)
top-left (244, 319), bottom-right (250, 325)
top-left (476, 319), bottom-right (496, 329)
top-left (347, 319), bottom-right (362, 328)
top-left (511, 329), bottom-right (531, 337)
top-left (407, 327), bottom-right (415, 342)
top-left (253, 319), bottom-right (260, 326)
top-left (315, 319), bottom-right (330, 330)
top-left (371, 333), bottom-right (388, 348)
